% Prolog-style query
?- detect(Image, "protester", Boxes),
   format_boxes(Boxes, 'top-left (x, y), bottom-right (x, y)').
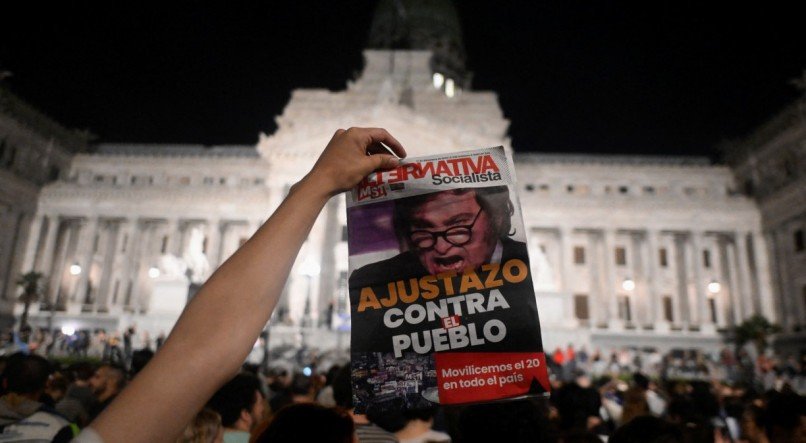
top-left (0, 353), bottom-right (74, 440)
top-left (56, 362), bottom-right (96, 426)
top-left (87, 364), bottom-right (126, 422)
top-left (206, 373), bottom-right (266, 443)
top-left (393, 401), bottom-right (451, 443)
top-left (332, 364), bottom-right (399, 442)
top-left (255, 402), bottom-right (354, 443)
top-left (176, 407), bottom-right (223, 443)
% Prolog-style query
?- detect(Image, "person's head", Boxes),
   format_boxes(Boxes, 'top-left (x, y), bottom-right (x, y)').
top-left (393, 186), bottom-right (514, 275)
top-left (289, 373), bottom-right (314, 403)
top-left (207, 373), bottom-right (265, 432)
top-left (130, 348), bottom-right (154, 378)
top-left (1, 353), bottom-right (52, 399)
top-left (177, 408), bottom-right (223, 443)
top-left (89, 364), bottom-right (127, 402)
top-left (255, 403), bottom-right (354, 443)
top-left (332, 365), bottom-right (353, 411)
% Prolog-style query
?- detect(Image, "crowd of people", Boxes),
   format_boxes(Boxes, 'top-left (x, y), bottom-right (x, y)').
top-left (0, 327), bottom-right (803, 442)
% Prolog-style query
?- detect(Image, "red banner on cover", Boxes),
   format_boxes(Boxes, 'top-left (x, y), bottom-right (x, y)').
top-left (434, 352), bottom-right (549, 404)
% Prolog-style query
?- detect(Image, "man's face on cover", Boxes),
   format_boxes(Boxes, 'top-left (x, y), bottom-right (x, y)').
top-left (407, 191), bottom-right (497, 275)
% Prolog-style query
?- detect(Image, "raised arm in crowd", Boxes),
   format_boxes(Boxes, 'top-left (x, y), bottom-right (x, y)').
top-left (82, 128), bottom-right (406, 442)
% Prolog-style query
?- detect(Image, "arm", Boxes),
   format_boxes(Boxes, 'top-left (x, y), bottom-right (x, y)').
top-left (88, 128), bottom-right (405, 442)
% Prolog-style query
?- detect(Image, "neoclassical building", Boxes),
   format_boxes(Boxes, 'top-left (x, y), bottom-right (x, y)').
top-left (4, 46), bottom-right (790, 353)
top-left (725, 99), bottom-right (806, 350)
top-left (0, 86), bottom-right (88, 328)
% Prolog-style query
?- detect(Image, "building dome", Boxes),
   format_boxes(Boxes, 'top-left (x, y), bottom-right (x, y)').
top-left (368, 0), bottom-right (468, 87)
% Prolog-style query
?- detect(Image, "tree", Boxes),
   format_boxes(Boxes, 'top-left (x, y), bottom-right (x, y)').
top-left (16, 271), bottom-right (45, 332)
top-left (731, 314), bottom-right (781, 355)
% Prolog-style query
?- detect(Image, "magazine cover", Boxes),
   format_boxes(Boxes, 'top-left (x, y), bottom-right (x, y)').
top-left (346, 146), bottom-right (549, 414)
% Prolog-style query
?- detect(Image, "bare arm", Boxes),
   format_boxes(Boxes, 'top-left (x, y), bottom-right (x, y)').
top-left (87, 128), bottom-right (405, 442)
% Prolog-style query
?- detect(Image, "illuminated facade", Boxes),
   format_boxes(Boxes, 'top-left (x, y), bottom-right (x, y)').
top-left (3, 49), bottom-right (786, 352)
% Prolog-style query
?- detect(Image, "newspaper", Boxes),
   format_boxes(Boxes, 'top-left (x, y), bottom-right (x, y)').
top-left (346, 146), bottom-right (549, 414)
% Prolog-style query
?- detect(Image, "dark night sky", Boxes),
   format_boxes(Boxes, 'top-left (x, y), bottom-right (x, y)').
top-left (1, 2), bottom-right (804, 158)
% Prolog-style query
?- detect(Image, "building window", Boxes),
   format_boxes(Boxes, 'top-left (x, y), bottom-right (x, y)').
top-left (202, 236), bottom-right (208, 254)
top-left (618, 295), bottom-right (632, 322)
top-left (795, 229), bottom-right (804, 252)
top-left (574, 294), bottom-right (589, 321)
top-left (203, 177), bottom-right (214, 185)
top-left (573, 246), bottom-right (585, 264)
top-left (643, 186), bottom-right (655, 195)
top-left (615, 247), bottom-right (627, 266)
top-left (341, 225), bottom-right (348, 242)
top-left (161, 235), bottom-right (168, 254)
top-left (179, 176), bottom-right (191, 186)
top-left (662, 295), bottom-right (674, 322)
top-left (703, 249), bottom-right (711, 268)
top-left (525, 184), bottom-right (534, 192)
top-left (121, 234), bottom-right (128, 253)
top-left (659, 248), bottom-right (668, 267)
top-left (566, 185), bottom-right (575, 193)
top-left (92, 234), bottom-right (100, 253)
top-left (618, 186), bottom-right (629, 194)
top-left (538, 184), bottom-right (550, 192)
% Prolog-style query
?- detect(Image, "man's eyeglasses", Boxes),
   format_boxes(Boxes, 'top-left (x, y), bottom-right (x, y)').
top-left (409, 209), bottom-right (483, 249)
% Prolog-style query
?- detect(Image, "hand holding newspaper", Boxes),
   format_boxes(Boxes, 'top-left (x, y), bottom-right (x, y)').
top-left (346, 146), bottom-right (549, 413)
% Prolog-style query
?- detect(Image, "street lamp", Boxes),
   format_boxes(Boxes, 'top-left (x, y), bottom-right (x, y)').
top-left (621, 277), bottom-right (635, 291)
top-left (69, 264), bottom-right (82, 276)
top-left (148, 266), bottom-right (161, 279)
top-left (707, 280), bottom-right (721, 294)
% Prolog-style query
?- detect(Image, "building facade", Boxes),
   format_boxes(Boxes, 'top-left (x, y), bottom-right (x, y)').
top-left (0, 86), bottom-right (87, 328)
top-left (5, 49), bottom-right (783, 353)
top-left (725, 99), bottom-right (806, 350)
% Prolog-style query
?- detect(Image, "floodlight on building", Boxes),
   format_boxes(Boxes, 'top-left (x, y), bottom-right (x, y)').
top-left (148, 266), bottom-right (161, 279)
top-left (433, 72), bottom-right (444, 89)
top-left (61, 326), bottom-right (76, 336)
top-left (69, 264), bottom-right (82, 276)
top-left (445, 78), bottom-right (455, 98)
top-left (707, 280), bottom-right (721, 294)
top-left (622, 278), bottom-right (635, 291)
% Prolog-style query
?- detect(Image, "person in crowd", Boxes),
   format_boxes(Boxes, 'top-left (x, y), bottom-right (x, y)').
top-left (87, 364), bottom-right (126, 422)
top-left (0, 353), bottom-right (73, 440)
top-left (206, 372), bottom-right (266, 443)
top-left (332, 364), bottom-right (399, 442)
top-left (608, 416), bottom-right (683, 443)
top-left (56, 362), bottom-right (96, 426)
top-left (393, 400), bottom-right (451, 443)
top-left (44, 371), bottom-right (69, 405)
top-left (176, 407), bottom-right (223, 443)
top-left (551, 370), bottom-right (602, 433)
top-left (254, 402), bottom-right (354, 443)
top-left (130, 348), bottom-right (154, 378)
top-left (458, 398), bottom-right (557, 443)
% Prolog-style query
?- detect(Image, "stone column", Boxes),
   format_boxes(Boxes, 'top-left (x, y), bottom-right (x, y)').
top-left (691, 231), bottom-right (710, 329)
top-left (126, 219), bottom-right (144, 308)
top-left (205, 218), bottom-right (223, 270)
top-left (73, 217), bottom-right (99, 304)
top-left (769, 229), bottom-right (791, 330)
top-left (50, 221), bottom-right (75, 308)
top-left (725, 236), bottom-right (743, 325)
top-left (37, 216), bottom-right (59, 275)
top-left (734, 231), bottom-right (753, 322)
top-left (21, 214), bottom-right (44, 273)
top-left (751, 231), bottom-right (776, 322)
top-left (96, 221), bottom-right (119, 311)
top-left (587, 232), bottom-right (602, 326)
top-left (603, 229), bottom-right (621, 329)
top-left (646, 230), bottom-right (664, 328)
top-left (164, 218), bottom-right (180, 257)
top-left (559, 227), bottom-right (578, 327)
